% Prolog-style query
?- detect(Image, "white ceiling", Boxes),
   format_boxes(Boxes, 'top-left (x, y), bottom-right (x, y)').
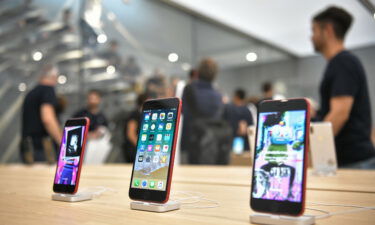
top-left (170, 0), bottom-right (375, 57)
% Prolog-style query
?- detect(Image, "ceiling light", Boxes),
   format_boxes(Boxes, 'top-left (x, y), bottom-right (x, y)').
top-left (181, 63), bottom-right (191, 71)
top-left (32, 51), bottom-right (43, 61)
top-left (106, 65), bottom-right (116, 74)
top-left (246, 52), bottom-right (257, 62)
top-left (58, 75), bottom-right (67, 84)
top-left (97, 34), bottom-right (107, 44)
top-left (18, 83), bottom-right (27, 92)
top-left (168, 53), bottom-right (178, 63)
top-left (107, 12), bottom-right (116, 21)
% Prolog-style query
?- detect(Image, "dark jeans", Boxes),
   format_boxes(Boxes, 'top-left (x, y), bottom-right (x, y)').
top-left (20, 136), bottom-right (56, 163)
top-left (341, 157), bottom-right (375, 169)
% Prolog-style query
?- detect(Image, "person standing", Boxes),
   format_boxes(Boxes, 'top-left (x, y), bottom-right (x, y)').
top-left (182, 58), bottom-right (232, 164)
top-left (179, 69), bottom-right (198, 163)
top-left (123, 93), bottom-right (149, 163)
top-left (311, 6), bottom-right (375, 168)
top-left (224, 89), bottom-right (254, 151)
top-left (261, 82), bottom-right (274, 101)
top-left (21, 64), bottom-right (62, 163)
top-left (73, 90), bottom-right (108, 139)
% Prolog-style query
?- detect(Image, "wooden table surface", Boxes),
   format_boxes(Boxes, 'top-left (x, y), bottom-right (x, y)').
top-left (0, 164), bottom-right (374, 225)
top-left (27, 164), bottom-right (373, 193)
top-left (172, 165), bottom-right (375, 194)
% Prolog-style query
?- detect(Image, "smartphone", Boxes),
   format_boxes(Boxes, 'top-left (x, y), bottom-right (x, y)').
top-left (53, 117), bottom-right (90, 194)
top-left (250, 99), bottom-right (310, 216)
top-left (233, 137), bottom-right (245, 154)
top-left (310, 122), bottom-right (337, 174)
top-left (129, 98), bottom-right (181, 203)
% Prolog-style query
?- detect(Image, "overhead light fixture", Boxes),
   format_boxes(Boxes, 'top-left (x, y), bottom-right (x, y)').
top-left (246, 52), bottom-right (257, 62)
top-left (97, 34), bottom-right (107, 44)
top-left (106, 65), bottom-right (116, 74)
top-left (18, 83), bottom-right (27, 92)
top-left (32, 51), bottom-right (43, 61)
top-left (58, 75), bottom-right (67, 84)
top-left (358, 0), bottom-right (375, 20)
top-left (181, 63), bottom-right (191, 71)
top-left (107, 12), bottom-right (116, 21)
top-left (168, 53), bottom-right (178, 63)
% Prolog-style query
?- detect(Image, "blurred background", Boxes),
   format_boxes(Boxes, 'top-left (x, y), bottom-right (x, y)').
top-left (0, 0), bottom-right (374, 164)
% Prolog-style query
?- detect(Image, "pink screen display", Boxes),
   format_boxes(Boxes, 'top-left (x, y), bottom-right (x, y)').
top-left (252, 110), bottom-right (306, 202)
top-left (54, 126), bottom-right (85, 185)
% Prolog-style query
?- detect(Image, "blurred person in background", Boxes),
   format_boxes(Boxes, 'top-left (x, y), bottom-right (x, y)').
top-left (100, 40), bottom-right (121, 68)
top-left (73, 90), bottom-right (108, 139)
top-left (62, 8), bottom-right (72, 25)
top-left (306, 97), bottom-right (319, 120)
top-left (54, 95), bottom-right (68, 157)
top-left (145, 69), bottom-right (167, 98)
top-left (122, 56), bottom-right (141, 78)
top-left (182, 58), bottom-right (232, 164)
top-left (166, 76), bottom-right (181, 98)
top-left (258, 82), bottom-right (286, 105)
top-left (181, 69), bottom-right (199, 99)
top-left (56, 95), bottom-right (68, 123)
top-left (123, 93), bottom-right (149, 163)
top-left (188, 69), bottom-right (199, 84)
top-left (183, 59), bottom-right (223, 122)
top-left (180, 69), bottom-right (198, 163)
top-left (21, 64), bottom-right (62, 164)
top-left (224, 88), bottom-right (254, 151)
top-left (260, 82), bottom-right (274, 102)
top-left (247, 96), bottom-right (260, 124)
top-left (60, 8), bottom-right (73, 32)
top-left (311, 6), bottom-right (375, 168)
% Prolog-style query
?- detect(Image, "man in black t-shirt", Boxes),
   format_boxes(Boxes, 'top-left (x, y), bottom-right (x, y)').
top-left (311, 6), bottom-right (375, 168)
top-left (21, 64), bottom-right (62, 163)
top-left (73, 90), bottom-right (108, 139)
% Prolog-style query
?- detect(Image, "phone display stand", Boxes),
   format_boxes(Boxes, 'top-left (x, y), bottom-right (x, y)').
top-left (312, 165), bottom-right (336, 176)
top-left (130, 201), bottom-right (180, 213)
top-left (250, 213), bottom-right (315, 225)
top-left (51, 192), bottom-right (93, 202)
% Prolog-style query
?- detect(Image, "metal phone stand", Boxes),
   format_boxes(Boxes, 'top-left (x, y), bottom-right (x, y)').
top-left (51, 192), bottom-right (93, 202)
top-left (130, 201), bottom-right (180, 213)
top-left (250, 213), bottom-right (315, 225)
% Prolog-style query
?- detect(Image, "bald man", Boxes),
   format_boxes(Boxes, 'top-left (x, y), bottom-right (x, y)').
top-left (21, 64), bottom-right (62, 163)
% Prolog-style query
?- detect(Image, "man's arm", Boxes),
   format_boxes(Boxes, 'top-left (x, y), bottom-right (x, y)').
top-left (126, 119), bottom-right (138, 146)
top-left (324, 96), bottom-right (354, 136)
top-left (41, 104), bottom-right (62, 144)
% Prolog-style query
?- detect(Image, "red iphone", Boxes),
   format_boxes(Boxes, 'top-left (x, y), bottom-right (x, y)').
top-left (129, 98), bottom-right (182, 203)
top-left (53, 117), bottom-right (90, 194)
top-left (250, 98), bottom-right (310, 216)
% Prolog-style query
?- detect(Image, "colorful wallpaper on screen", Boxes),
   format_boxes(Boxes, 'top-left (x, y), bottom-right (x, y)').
top-left (252, 110), bottom-right (306, 202)
top-left (131, 108), bottom-right (177, 191)
top-left (54, 126), bottom-right (85, 185)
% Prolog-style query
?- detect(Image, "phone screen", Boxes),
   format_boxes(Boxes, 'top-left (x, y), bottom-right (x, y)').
top-left (54, 125), bottom-right (86, 186)
top-left (233, 137), bottom-right (245, 154)
top-left (131, 107), bottom-right (178, 191)
top-left (252, 110), bottom-right (306, 202)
